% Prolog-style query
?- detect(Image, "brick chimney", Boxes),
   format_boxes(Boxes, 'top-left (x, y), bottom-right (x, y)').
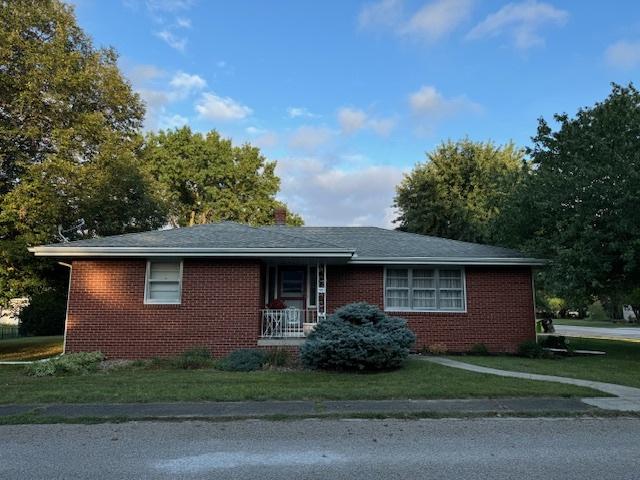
top-left (274, 207), bottom-right (287, 225)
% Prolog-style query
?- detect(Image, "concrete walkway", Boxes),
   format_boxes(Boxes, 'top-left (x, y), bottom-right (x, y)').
top-left (0, 397), bottom-right (596, 420)
top-left (422, 357), bottom-right (640, 412)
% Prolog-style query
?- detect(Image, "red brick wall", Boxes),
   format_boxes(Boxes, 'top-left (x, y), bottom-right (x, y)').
top-left (327, 265), bottom-right (535, 353)
top-left (65, 259), bottom-right (262, 359)
top-left (65, 260), bottom-right (534, 358)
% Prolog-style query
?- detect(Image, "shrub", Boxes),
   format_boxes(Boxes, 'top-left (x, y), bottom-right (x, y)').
top-left (25, 352), bottom-right (104, 377)
top-left (427, 343), bottom-right (448, 355)
top-left (18, 290), bottom-right (67, 336)
top-left (587, 301), bottom-right (608, 322)
top-left (539, 335), bottom-right (571, 351)
top-left (517, 340), bottom-right (543, 358)
top-left (300, 302), bottom-right (416, 371)
top-left (264, 348), bottom-right (292, 368)
top-left (173, 347), bottom-right (213, 369)
top-left (218, 349), bottom-right (267, 372)
top-left (469, 343), bottom-right (489, 356)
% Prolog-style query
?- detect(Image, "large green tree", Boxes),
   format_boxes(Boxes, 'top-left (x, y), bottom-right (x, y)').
top-left (141, 127), bottom-right (302, 227)
top-left (493, 83), bottom-right (640, 304)
top-left (394, 138), bottom-right (526, 242)
top-left (0, 0), bottom-right (165, 301)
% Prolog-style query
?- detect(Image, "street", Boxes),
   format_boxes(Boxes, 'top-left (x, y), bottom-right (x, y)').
top-left (555, 325), bottom-right (640, 341)
top-left (1, 417), bottom-right (639, 479)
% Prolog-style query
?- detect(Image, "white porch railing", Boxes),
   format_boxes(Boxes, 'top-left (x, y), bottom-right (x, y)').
top-left (261, 309), bottom-right (319, 338)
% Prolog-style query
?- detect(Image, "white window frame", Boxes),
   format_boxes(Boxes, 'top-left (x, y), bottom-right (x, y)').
top-left (384, 266), bottom-right (467, 313)
top-left (144, 260), bottom-right (183, 305)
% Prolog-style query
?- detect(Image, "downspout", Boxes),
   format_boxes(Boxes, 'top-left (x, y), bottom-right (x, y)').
top-left (58, 261), bottom-right (73, 355)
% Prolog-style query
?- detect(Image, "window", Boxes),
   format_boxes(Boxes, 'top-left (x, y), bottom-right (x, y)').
top-left (385, 267), bottom-right (465, 311)
top-left (145, 261), bottom-right (182, 304)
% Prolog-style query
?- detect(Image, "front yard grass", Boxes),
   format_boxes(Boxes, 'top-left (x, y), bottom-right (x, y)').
top-left (0, 358), bottom-right (600, 404)
top-left (0, 336), bottom-right (63, 361)
top-left (456, 338), bottom-right (640, 388)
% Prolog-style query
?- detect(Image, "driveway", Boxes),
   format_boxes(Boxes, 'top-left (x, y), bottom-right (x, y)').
top-left (554, 324), bottom-right (640, 341)
top-left (1, 418), bottom-right (639, 479)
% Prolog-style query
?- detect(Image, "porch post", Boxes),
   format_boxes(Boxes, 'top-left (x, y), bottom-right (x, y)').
top-left (317, 261), bottom-right (327, 320)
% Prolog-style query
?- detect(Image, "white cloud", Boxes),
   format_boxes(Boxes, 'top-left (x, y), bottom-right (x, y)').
top-left (176, 17), bottom-right (191, 28)
top-left (169, 71), bottom-right (207, 92)
top-left (245, 127), bottom-right (278, 148)
top-left (336, 107), bottom-right (397, 136)
top-left (409, 85), bottom-right (480, 118)
top-left (467, 0), bottom-right (568, 49)
top-left (605, 41), bottom-right (640, 70)
top-left (358, 0), bottom-right (472, 42)
top-left (368, 116), bottom-right (397, 136)
top-left (158, 113), bottom-right (189, 130)
top-left (288, 126), bottom-right (334, 151)
top-left (400, 0), bottom-right (473, 41)
top-left (277, 157), bottom-right (405, 227)
top-left (128, 64), bottom-right (165, 84)
top-left (358, 0), bottom-right (403, 30)
top-left (156, 30), bottom-right (187, 51)
top-left (338, 107), bottom-right (368, 134)
top-left (287, 107), bottom-right (318, 118)
top-left (195, 92), bottom-right (253, 121)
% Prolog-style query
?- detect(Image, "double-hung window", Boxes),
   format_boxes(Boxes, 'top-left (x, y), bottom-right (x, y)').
top-left (145, 260), bottom-right (183, 304)
top-left (385, 267), bottom-right (465, 311)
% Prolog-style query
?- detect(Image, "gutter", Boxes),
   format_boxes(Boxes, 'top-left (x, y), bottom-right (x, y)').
top-left (348, 257), bottom-right (548, 266)
top-left (28, 247), bottom-right (356, 258)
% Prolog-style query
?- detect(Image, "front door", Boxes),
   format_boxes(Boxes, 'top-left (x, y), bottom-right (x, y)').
top-left (279, 267), bottom-right (306, 310)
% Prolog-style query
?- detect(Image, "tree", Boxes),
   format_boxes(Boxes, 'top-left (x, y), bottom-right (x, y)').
top-left (394, 138), bottom-right (526, 242)
top-left (0, 1), bottom-right (164, 302)
top-left (141, 127), bottom-right (303, 227)
top-left (493, 83), bottom-right (640, 304)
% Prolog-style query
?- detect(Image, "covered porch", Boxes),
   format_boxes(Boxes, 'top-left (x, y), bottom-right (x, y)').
top-left (260, 261), bottom-right (328, 339)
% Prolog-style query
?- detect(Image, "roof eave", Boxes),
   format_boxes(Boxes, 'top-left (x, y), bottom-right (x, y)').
top-left (348, 257), bottom-right (548, 266)
top-left (28, 246), bottom-right (355, 258)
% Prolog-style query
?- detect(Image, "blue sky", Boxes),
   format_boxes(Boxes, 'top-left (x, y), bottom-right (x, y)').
top-left (71, 0), bottom-right (640, 227)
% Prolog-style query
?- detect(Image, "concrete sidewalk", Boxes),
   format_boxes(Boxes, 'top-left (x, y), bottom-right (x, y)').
top-left (0, 397), bottom-right (597, 420)
top-left (422, 357), bottom-right (640, 412)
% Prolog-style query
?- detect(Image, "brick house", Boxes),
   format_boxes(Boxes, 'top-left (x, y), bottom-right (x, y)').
top-left (30, 218), bottom-right (544, 359)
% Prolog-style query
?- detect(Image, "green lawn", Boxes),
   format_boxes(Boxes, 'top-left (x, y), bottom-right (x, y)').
top-left (0, 358), bottom-right (600, 404)
top-left (554, 319), bottom-right (640, 328)
top-left (456, 338), bottom-right (640, 388)
top-left (0, 336), bottom-right (63, 361)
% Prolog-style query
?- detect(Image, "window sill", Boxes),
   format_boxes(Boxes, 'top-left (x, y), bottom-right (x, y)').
top-left (143, 302), bottom-right (182, 308)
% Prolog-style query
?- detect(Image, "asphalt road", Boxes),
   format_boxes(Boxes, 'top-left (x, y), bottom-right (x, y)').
top-left (555, 324), bottom-right (640, 340)
top-left (2, 418), bottom-right (640, 479)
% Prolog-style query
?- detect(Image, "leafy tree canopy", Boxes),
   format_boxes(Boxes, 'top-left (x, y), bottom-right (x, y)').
top-left (141, 127), bottom-right (303, 227)
top-left (394, 138), bottom-right (526, 243)
top-left (493, 83), bottom-right (640, 303)
top-left (0, 0), bottom-right (164, 301)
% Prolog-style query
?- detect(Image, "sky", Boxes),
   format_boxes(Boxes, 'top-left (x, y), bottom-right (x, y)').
top-left (70, 0), bottom-right (640, 227)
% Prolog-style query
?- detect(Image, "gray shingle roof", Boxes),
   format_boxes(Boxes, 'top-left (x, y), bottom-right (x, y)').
top-left (261, 226), bottom-right (527, 259)
top-left (30, 221), bottom-right (542, 264)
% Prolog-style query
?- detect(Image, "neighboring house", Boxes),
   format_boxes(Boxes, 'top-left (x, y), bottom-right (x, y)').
top-left (29, 212), bottom-right (545, 359)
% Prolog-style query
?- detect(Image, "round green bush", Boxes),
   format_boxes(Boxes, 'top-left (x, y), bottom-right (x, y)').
top-left (300, 302), bottom-right (416, 371)
top-left (517, 339), bottom-right (544, 358)
top-left (218, 349), bottom-right (267, 372)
